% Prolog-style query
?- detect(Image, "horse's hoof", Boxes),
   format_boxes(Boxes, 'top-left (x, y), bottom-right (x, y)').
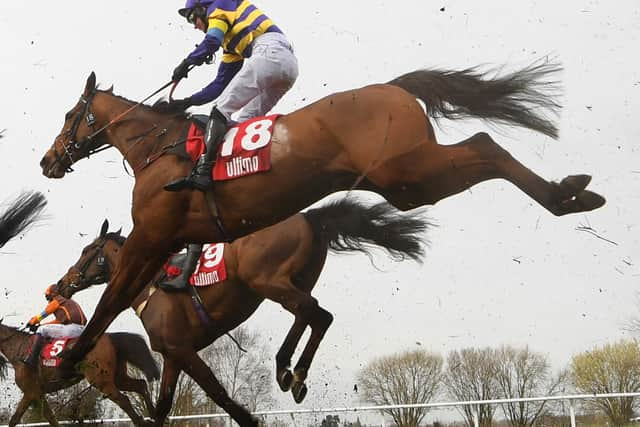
top-left (292, 381), bottom-right (308, 404)
top-left (575, 190), bottom-right (606, 212)
top-left (560, 175), bottom-right (592, 193)
top-left (277, 369), bottom-right (293, 392)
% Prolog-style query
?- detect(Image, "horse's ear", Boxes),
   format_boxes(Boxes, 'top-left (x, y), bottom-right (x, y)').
top-left (84, 71), bottom-right (97, 96)
top-left (106, 85), bottom-right (114, 94)
top-left (115, 227), bottom-right (122, 236)
top-left (100, 219), bottom-right (109, 237)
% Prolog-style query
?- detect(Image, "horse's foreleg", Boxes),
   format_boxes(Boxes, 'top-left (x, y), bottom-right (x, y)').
top-left (275, 319), bottom-right (306, 392)
top-left (8, 395), bottom-right (38, 427)
top-left (177, 350), bottom-right (258, 427)
top-left (400, 132), bottom-right (605, 215)
top-left (154, 358), bottom-right (180, 427)
top-left (64, 232), bottom-right (167, 364)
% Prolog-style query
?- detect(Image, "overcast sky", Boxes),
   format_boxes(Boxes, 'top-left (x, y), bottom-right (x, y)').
top-left (1, 0), bottom-right (639, 416)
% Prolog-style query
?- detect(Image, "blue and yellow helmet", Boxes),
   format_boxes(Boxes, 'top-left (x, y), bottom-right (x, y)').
top-left (178, 0), bottom-right (214, 18)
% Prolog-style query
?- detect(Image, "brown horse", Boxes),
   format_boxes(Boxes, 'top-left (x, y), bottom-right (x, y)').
top-left (0, 320), bottom-right (158, 426)
top-left (0, 190), bottom-right (47, 249)
top-left (39, 60), bottom-right (605, 390)
top-left (55, 199), bottom-right (428, 426)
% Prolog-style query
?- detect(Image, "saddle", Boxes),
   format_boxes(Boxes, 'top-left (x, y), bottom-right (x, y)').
top-left (30, 335), bottom-right (75, 368)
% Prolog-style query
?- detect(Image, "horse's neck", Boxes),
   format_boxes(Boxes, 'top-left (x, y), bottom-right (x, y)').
top-left (0, 324), bottom-right (28, 361)
top-left (101, 99), bottom-right (187, 172)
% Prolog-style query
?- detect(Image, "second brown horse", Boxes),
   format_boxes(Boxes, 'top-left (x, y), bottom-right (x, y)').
top-left (56, 199), bottom-right (429, 426)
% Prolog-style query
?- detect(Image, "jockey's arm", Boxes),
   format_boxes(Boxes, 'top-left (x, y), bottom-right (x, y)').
top-left (186, 17), bottom-right (227, 66)
top-left (189, 57), bottom-right (243, 105)
top-left (29, 299), bottom-right (60, 325)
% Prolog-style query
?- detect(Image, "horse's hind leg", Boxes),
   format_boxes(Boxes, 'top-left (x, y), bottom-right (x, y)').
top-left (258, 279), bottom-right (333, 403)
top-left (91, 380), bottom-right (151, 426)
top-left (115, 361), bottom-right (156, 416)
top-left (275, 319), bottom-right (306, 392)
top-left (290, 303), bottom-right (333, 403)
top-left (393, 132), bottom-right (605, 216)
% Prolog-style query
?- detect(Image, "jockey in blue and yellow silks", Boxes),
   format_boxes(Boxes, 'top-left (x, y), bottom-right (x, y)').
top-left (164, 0), bottom-right (298, 192)
top-left (159, 0), bottom-right (298, 291)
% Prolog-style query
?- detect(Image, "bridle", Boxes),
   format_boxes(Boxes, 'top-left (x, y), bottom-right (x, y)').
top-left (54, 89), bottom-right (110, 173)
top-left (53, 79), bottom-right (177, 174)
top-left (62, 236), bottom-right (110, 295)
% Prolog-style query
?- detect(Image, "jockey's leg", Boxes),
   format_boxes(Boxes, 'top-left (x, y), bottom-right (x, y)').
top-left (159, 243), bottom-right (203, 291)
top-left (164, 32), bottom-right (297, 193)
top-left (23, 332), bottom-right (46, 367)
top-left (164, 107), bottom-right (228, 192)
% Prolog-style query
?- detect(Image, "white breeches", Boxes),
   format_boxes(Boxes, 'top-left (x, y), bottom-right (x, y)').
top-left (215, 32), bottom-right (299, 122)
top-left (37, 323), bottom-right (85, 339)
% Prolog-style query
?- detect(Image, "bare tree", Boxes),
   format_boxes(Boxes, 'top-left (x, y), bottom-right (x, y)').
top-left (495, 345), bottom-right (567, 427)
top-left (571, 340), bottom-right (640, 427)
top-left (444, 347), bottom-right (501, 427)
top-left (357, 349), bottom-right (443, 427)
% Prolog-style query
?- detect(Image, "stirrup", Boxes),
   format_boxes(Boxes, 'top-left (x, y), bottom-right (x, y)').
top-left (159, 275), bottom-right (190, 292)
top-left (164, 165), bottom-right (213, 192)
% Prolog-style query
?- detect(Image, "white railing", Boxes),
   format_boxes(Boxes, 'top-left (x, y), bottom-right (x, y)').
top-left (3, 392), bottom-right (640, 426)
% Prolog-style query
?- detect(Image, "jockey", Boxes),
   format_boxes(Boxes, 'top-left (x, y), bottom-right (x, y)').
top-left (23, 284), bottom-right (87, 367)
top-left (159, 0), bottom-right (298, 291)
top-left (164, 0), bottom-right (298, 193)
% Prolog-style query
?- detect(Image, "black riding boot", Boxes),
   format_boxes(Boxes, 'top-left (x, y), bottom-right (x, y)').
top-left (164, 107), bottom-right (228, 192)
top-left (159, 244), bottom-right (203, 291)
top-left (23, 334), bottom-right (46, 367)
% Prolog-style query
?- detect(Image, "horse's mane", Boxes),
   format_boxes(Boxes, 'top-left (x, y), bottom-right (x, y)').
top-left (105, 231), bottom-right (126, 246)
top-left (97, 87), bottom-right (189, 116)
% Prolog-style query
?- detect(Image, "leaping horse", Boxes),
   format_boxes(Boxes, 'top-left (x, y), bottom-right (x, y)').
top-left (56, 198), bottom-right (429, 426)
top-left (39, 60), bottom-right (605, 426)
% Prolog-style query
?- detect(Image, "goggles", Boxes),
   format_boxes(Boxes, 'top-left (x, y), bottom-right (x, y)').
top-left (186, 7), bottom-right (206, 24)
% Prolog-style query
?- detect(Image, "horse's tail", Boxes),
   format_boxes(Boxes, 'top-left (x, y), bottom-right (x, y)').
top-left (109, 332), bottom-right (160, 382)
top-left (388, 58), bottom-right (562, 139)
top-left (0, 190), bottom-right (47, 248)
top-left (303, 198), bottom-right (431, 263)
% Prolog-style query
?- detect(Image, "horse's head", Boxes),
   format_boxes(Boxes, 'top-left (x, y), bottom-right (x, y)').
top-left (40, 72), bottom-right (110, 178)
top-left (57, 219), bottom-right (125, 298)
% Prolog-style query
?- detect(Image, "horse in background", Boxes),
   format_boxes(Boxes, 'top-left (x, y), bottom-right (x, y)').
top-left (39, 59), bottom-right (605, 394)
top-left (0, 320), bottom-right (158, 426)
top-left (0, 190), bottom-right (46, 249)
top-left (56, 199), bottom-right (429, 426)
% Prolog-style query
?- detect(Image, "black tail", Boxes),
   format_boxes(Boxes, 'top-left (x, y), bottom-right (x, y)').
top-left (388, 58), bottom-right (562, 139)
top-left (0, 190), bottom-right (47, 249)
top-left (109, 332), bottom-right (160, 382)
top-left (304, 198), bottom-right (431, 263)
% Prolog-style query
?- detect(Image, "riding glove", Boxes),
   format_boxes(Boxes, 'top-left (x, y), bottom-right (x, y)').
top-left (169, 98), bottom-right (193, 111)
top-left (172, 59), bottom-right (191, 82)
